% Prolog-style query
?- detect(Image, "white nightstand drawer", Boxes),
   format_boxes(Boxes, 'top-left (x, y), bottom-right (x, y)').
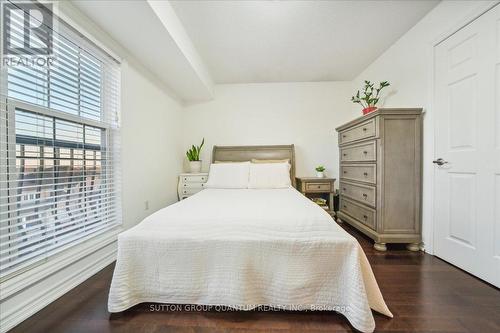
top-left (182, 175), bottom-right (207, 183)
top-left (181, 187), bottom-right (203, 195)
top-left (178, 172), bottom-right (208, 200)
top-left (181, 182), bottom-right (205, 189)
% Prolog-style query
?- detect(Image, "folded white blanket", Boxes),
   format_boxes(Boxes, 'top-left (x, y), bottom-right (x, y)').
top-left (108, 188), bottom-right (392, 333)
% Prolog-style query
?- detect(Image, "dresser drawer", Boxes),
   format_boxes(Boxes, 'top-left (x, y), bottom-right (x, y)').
top-left (305, 183), bottom-right (331, 192)
top-left (339, 118), bottom-right (376, 145)
top-left (340, 181), bottom-right (376, 207)
top-left (340, 164), bottom-right (376, 184)
top-left (340, 197), bottom-right (376, 230)
top-left (181, 175), bottom-right (207, 183)
top-left (340, 141), bottom-right (376, 162)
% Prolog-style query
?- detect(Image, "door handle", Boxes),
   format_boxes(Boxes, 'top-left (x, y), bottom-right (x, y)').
top-left (432, 158), bottom-right (448, 166)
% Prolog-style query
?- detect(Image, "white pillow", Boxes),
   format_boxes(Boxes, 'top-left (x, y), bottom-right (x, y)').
top-left (205, 162), bottom-right (250, 189)
top-left (248, 162), bottom-right (291, 189)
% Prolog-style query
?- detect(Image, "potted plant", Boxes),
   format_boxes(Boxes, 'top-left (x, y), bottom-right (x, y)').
top-left (351, 80), bottom-right (390, 115)
top-left (315, 165), bottom-right (325, 178)
top-left (186, 138), bottom-right (205, 173)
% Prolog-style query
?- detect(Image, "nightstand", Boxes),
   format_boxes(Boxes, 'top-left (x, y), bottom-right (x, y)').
top-left (295, 177), bottom-right (336, 217)
top-left (178, 173), bottom-right (208, 200)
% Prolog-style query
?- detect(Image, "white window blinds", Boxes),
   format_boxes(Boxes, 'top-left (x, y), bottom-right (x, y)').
top-left (0, 5), bottom-right (122, 278)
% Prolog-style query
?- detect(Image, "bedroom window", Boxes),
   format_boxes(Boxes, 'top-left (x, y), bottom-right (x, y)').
top-left (0, 3), bottom-right (121, 278)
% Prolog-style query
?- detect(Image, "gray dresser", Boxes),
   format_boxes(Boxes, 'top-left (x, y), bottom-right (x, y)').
top-left (336, 108), bottom-right (422, 251)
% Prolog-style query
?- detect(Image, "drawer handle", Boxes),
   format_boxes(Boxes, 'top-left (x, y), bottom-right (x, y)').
top-left (201, 177), bottom-right (205, 181)
top-left (363, 215), bottom-right (368, 220)
top-left (362, 128), bottom-right (367, 132)
top-left (363, 151), bottom-right (368, 155)
top-left (362, 193), bottom-right (367, 198)
top-left (342, 134), bottom-right (346, 138)
top-left (183, 177), bottom-right (187, 181)
top-left (184, 184), bottom-right (187, 187)
top-left (343, 153), bottom-right (347, 156)
top-left (317, 185), bottom-right (321, 189)
top-left (363, 172), bottom-right (368, 176)
top-left (343, 171), bottom-right (347, 174)
top-left (343, 205), bottom-right (347, 208)
top-left (343, 188), bottom-right (346, 191)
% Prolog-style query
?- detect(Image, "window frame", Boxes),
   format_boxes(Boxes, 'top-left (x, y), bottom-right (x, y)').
top-left (0, 6), bottom-right (122, 285)
top-left (0, 98), bottom-right (122, 290)
top-left (0, 99), bottom-right (117, 281)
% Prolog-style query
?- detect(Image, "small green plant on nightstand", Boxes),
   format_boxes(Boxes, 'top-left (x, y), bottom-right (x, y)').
top-left (186, 138), bottom-right (204, 173)
top-left (315, 165), bottom-right (325, 178)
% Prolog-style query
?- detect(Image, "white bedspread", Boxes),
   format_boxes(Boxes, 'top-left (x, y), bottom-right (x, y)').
top-left (108, 188), bottom-right (392, 333)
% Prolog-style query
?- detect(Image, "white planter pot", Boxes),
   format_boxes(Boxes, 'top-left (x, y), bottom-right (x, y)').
top-left (189, 161), bottom-right (202, 173)
top-left (316, 171), bottom-right (324, 178)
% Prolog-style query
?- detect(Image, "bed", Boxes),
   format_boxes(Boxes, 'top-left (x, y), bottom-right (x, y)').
top-left (108, 145), bottom-right (392, 333)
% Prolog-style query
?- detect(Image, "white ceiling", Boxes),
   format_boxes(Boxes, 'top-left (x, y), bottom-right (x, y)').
top-left (171, 0), bottom-right (439, 83)
top-left (70, 0), bottom-right (439, 101)
top-left (71, 0), bottom-right (214, 103)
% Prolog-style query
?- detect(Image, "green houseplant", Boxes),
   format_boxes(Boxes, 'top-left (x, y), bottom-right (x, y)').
top-left (186, 138), bottom-right (205, 173)
top-left (315, 165), bottom-right (325, 178)
top-left (351, 80), bottom-right (390, 115)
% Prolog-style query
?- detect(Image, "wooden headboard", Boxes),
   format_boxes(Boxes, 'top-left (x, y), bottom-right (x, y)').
top-left (212, 145), bottom-right (296, 186)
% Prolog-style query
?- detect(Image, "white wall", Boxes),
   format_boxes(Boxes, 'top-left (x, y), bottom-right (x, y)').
top-left (121, 60), bottom-right (184, 229)
top-left (351, 0), bottom-right (496, 252)
top-left (351, 1), bottom-right (494, 108)
top-left (182, 82), bottom-right (355, 184)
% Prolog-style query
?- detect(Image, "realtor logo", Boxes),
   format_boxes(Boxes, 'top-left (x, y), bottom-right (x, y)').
top-left (2, 1), bottom-right (53, 56)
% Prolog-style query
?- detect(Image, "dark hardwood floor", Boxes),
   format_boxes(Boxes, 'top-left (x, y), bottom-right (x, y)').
top-left (8, 223), bottom-right (500, 333)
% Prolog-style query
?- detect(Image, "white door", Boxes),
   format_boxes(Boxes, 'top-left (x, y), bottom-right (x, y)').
top-left (434, 4), bottom-right (500, 288)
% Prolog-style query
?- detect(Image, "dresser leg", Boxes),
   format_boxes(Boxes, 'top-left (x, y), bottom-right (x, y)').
top-left (374, 242), bottom-right (387, 252)
top-left (406, 243), bottom-right (421, 252)
top-left (336, 217), bottom-right (343, 224)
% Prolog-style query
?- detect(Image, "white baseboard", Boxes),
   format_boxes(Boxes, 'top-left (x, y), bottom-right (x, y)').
top-left (0, 247), bottom-right (117, 333)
